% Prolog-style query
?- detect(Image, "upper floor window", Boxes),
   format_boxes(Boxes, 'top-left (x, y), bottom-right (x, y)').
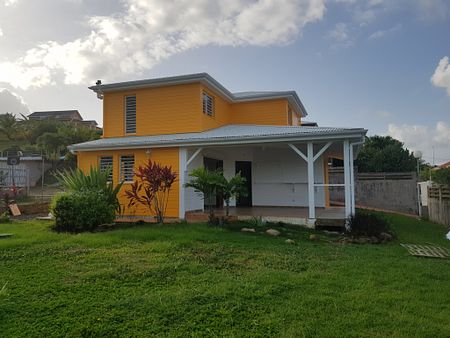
top-left (202, 91), bottom-right (214, 116)
top-left (120, 155), bottom-right (135, 183)
top-left (125, 95), bottom-right (136, 134)
top-left (99, 156), bottom-right (113, 182)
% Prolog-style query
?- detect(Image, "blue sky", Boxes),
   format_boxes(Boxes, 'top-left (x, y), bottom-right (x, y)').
top-left (0, 0), bottom-right (449, 163)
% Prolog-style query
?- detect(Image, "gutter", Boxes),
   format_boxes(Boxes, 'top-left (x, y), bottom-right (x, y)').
top-left (69, 130), bottom-right (368, 153)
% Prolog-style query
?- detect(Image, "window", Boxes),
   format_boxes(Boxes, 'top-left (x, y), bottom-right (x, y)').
top-left (99, 156), bottom-right (113, 182)
top-left (202, 91), bottom-right (214, 116)
top-left (120, 155), bottom-right (135, 182)
top-left (125, 95), bottom-right (136, 133)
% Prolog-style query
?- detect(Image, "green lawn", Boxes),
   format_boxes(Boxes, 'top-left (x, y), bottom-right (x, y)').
top-left (0, 214), bottom-right (449, 337)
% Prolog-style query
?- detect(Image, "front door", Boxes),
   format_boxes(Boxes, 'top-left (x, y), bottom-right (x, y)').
top-left (235, 161), bottom-right (252, 207)
top-left (203, 157), bottom-right (223, 208)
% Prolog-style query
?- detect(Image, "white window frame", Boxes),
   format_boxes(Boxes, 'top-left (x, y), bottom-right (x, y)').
top-left (99, 156), bottom-right (113, 182)
top-left (120, 155), bottom-right (135, 183)
top-left (125, 95), bottom-right (136, 134)
top-left (202, 91), bottom-right (214, 117)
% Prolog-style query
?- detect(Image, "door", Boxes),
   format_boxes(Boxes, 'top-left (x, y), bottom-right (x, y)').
top-left (203, 157), bottom-right (223, 208)
top-left (235, 161), bottom-right (252, 207)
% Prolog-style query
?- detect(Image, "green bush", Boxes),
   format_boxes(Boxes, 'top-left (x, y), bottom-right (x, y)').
top-left (51, 191), bottom-right (116, 233)
top-left (346, 210), bottom-right (392, 238)
top-left (0, 212), bottom-right (10, 224)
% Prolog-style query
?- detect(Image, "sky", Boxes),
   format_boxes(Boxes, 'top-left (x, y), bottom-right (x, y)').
top-left (0, 0), bottom-right (449, 164)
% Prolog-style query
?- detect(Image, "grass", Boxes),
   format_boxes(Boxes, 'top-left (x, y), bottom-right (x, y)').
top-left (0, 213), bottom-right (449, 337)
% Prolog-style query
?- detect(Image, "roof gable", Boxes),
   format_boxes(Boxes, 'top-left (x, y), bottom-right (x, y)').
top-left (89, 73), bottom-right (308, 117)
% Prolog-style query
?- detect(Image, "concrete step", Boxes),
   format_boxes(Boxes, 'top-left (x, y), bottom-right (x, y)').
top-left (315, 218), bottom-right (346, 230)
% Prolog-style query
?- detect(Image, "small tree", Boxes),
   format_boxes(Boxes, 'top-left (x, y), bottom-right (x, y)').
top-left (218, 173), bottom-right (247, 216)
top-left (125, 160), bottom-right (177, 223)
top-left (185, 168), bottom-right (223, 218)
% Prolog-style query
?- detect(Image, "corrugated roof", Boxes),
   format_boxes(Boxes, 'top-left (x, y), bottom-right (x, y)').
top-left (89, 73), bottom-right (308, 117)
top-left (29, 110), bottom-right (82, 119)
top-left (69, 124), bottom-right (367, 152)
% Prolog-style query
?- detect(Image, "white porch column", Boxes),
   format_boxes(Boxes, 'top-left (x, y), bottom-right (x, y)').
top-left (350, 144), bottom-right (356, 215)
top-left (307, 141), bottom-right (315, 220)
top-left (343, 140), bottom-right (352, 218)
top-left (179, 147), bottom-right (187, 219)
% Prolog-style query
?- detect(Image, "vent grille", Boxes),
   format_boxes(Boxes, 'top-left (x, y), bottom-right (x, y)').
top-left (125, 95), bottom-right (136, 133)
top-left (99, 156), bottom-right (113, 182)
top-left (202, 92), bottom-right (214, 116)
top-left (120, 155), bottom-right (135, 182)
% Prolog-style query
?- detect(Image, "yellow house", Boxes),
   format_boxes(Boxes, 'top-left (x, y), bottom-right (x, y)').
top-left (69, 73), bottom-right (366, 227)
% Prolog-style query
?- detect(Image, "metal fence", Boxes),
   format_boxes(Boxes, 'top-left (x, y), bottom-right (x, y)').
top-left (0, 166), bottom-right (30, 194)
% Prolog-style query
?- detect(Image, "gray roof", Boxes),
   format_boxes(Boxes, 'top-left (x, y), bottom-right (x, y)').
top-left (89, 73), bottom-right (308, 117)
top-left (29, 110), bottom-right (83, 120)
top-left (69, 124), bottom-right (367, 152)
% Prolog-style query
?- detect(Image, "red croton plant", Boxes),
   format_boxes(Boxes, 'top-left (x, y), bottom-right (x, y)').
top-left (125, 160), bottom-right (177, 223)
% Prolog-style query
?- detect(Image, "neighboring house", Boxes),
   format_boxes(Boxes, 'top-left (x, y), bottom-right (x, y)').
top-left (28, 110), bottom-right (99, 130)
top-left (69, 73), bottom-right (367, 226)
top-left (439, 161), bottom-right (450, 169)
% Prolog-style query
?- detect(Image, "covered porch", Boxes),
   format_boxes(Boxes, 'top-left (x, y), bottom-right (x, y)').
top-left (178, 126), bottom-right (366, 228)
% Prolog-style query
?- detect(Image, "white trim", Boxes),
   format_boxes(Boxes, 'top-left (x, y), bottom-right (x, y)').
top-left (350, 144), bottom-right (355, 216)
top-left (288, 143), bottom-right (307, 162)
top-left (186, 148), bottom-right (203, 167)
top-left (179, 148), bottom-right (187, 219)
top-left (307, 141), bottom-right (315, 220)
top-left (343, 140), bottom-right (351, 219)
top-left (70, 133), bottom-right (367, 153)
top-left (313, 141), bottom-right (332, 162)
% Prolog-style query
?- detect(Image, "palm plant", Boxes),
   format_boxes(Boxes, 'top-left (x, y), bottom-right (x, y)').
top-left (218, 173), bottom-right (247, 216)
top-left (185, 167), bottom-right (223, 218)
top-left (55, 166), bottom-right (123, 212)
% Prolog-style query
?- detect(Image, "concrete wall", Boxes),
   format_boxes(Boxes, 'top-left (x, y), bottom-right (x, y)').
top-left (184, 145), bottom-right (326, 212)
top-left (329, 169), bottom-right (418, 214)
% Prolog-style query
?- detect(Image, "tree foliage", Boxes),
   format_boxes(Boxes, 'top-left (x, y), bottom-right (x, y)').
top-left (184, 167), bottom-right (223, 218)
top-left (432, 168), bottom-right (450, 185)
top-left (356, 136), bottom-right (416, 173)
top-left (218, 173), bottom-right (247, 216)
top-left (0, 113), bottom-right (19, 140)
top-left (125, 160), bottom-right (177, 223)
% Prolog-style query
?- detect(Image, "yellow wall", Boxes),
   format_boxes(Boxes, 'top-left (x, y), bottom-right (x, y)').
top-left (103, 83), bottom-right (202, 138)
top-left (102, 83), bottom-right (293, 138)
top-left (77, 147), bottom-right (180, 218)
top-left (230, 99), bottom-right (289, 125)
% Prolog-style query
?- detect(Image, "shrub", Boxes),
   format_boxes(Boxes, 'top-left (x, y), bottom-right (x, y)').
top-left (51, 191), bottom-right (116, 232)
top-left (55, 167), bottom-right (123, 213)
top-left (346, 210), bottom-right (392, 238)
top-left (125, 160), bottom-right (177, 223)
top-left (0, 212), bottom-right (10, 224)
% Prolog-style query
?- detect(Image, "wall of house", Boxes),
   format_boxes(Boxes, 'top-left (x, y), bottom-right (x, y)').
top-left (102, 83), bottom-right (202, 138)
top-left (77, 147), bottom-right (180, 218)
top-left (102, 83), bottom-right (293, 138)
top-left (230, 99), bottom-right (289, 125)
top-left (183, 145), bottom-right (326, 212)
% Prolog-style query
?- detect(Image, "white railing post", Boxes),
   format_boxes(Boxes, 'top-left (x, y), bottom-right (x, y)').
top-left (343, 140), bottom-right (351, 219)
top-left (307, 142), bottom-right (315, 221)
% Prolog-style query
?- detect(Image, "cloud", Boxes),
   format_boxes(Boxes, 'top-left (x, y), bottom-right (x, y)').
top-left (415, 0), bottom-right (450, 21)
top-left (327, 22), bottom-right (353, 47)
top-left (368, 23), bottom-right (401, 39)
top-left (387, 121), bottom-right (450, 163)
top-left (431, 56), bottom-right (450, 95)
top-left (0, 0), bottom-right (326, 89)
top-left (376, 110), bottom-right (392, 118)
top-left (3, 0), bottom-right (19, 6)
top-left (0, 88), bottom-right (30, 116)
top-left (0, 28), bottom-right (3, 37)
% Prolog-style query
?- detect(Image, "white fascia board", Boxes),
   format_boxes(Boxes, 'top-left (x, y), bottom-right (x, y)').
top-left (69, 133), bottom-right (366, 153)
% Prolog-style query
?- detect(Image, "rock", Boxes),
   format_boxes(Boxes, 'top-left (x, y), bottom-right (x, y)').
top-left (266, 229), bottom-right (281, 236)
top-left (322, 230), bottom-right (341, 236)
top-left (379, 232), bottom-right (393, 242)
top-left (370, 236), bottom-right (380, 244)
top-left (241, 227), bottom-right (256, 233)
top-left (309, 234), bottom-right (318, 241)
top-left (285, 239), bottom-right (295, 244)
